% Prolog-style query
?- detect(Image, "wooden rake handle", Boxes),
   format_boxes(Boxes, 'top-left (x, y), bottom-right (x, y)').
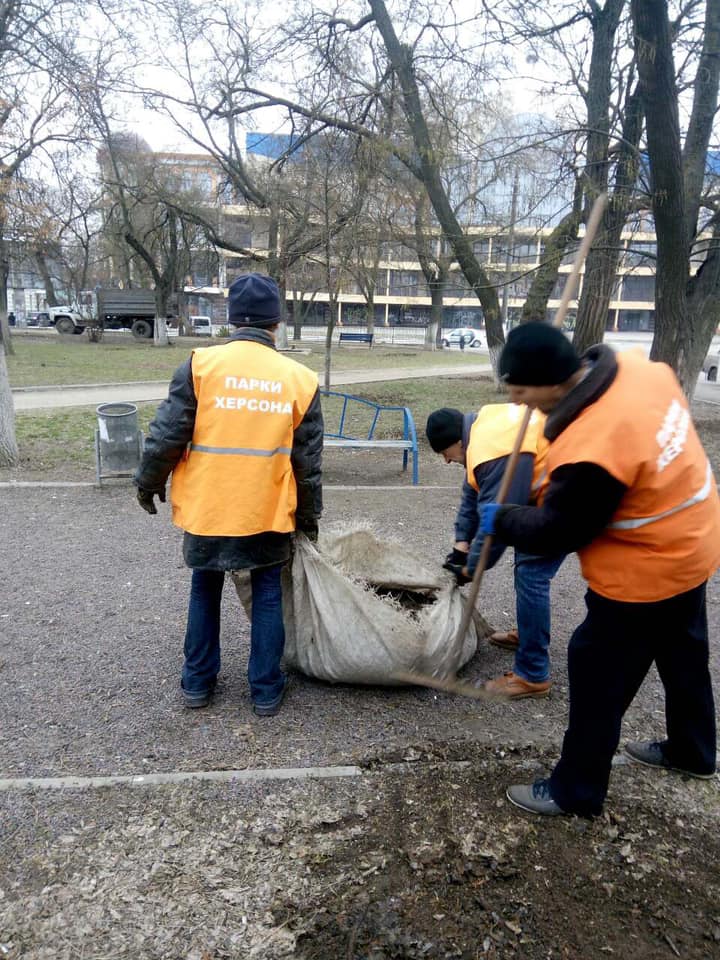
top-left (451, 192), bottom-right (609, 650)
top-left (409, 193), bottom-right (608, 697)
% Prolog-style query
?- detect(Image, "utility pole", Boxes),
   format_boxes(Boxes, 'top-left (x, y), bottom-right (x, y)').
top-left (500, 168), bottom-right (520, 332)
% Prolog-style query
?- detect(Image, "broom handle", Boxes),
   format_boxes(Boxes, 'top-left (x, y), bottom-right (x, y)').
top-left (450, 192), bottom-right (608, 653)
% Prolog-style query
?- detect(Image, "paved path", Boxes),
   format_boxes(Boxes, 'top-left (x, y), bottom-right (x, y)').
top-left (11, 363), bottom-right (492, 411)
top-left (12, 340), bottom-right (720, 410)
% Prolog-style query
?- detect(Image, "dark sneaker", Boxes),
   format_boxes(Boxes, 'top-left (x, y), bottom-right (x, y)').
top-left (489, 629), bottom-right (520, 650)
top-left (253, 682), bottom-right (287, 718)
top-left (506, 779), bottom-right (566, 816)
top-left (181, 679), bottom-right (216, 709)
top-left (182, 688), bottom-right (212, 709)
top-left (482, 671), bottom-right (551, 700)
top-left (625, 740), bottom-right (716, 780)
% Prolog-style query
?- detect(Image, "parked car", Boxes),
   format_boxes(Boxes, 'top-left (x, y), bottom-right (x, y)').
top-left (190, 316), bottom-right (213, 336)
top-left (702, 351), bottom-right (719, 381)
top-left (441, 327), bottom-right (483, 348)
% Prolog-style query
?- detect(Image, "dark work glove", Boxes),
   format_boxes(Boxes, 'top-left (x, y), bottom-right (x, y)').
top-left (443, 561), bottom-right (472, 586)
top-left (136, 487), bottom-right (166, 515)
top-left (297, 521), bottom-right (319, 542)
top-left (443, 546), bottom-right (470, 584)
top-left (445, 547), bottom-right (469, 567)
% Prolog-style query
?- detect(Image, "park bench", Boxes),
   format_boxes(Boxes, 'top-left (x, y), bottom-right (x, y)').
top-left (338, 331), bottom-right (374, 347)
top-left (320, 389), bottom-right (419, 485)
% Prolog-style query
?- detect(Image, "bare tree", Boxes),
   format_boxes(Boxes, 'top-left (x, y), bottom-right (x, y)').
top-left (631, 0), bottom-right (720, 393)
top-left (123, 1), bottom-right (517, 367)
top-left (0, 0), bottom-right (90, 465)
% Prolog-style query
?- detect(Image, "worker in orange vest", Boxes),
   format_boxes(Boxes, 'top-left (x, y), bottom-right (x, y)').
top-left (426, 404), bottom-right (564, 699)
top-left (478, 322), bottom-right (719, 816)
top-left (134, 274), bottom-right (323, 717)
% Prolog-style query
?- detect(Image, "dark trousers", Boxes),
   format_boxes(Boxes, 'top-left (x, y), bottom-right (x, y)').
top-left (182, 565), bottom-right (286, 705)
top-left (549, 582), bottom-right (716, 817)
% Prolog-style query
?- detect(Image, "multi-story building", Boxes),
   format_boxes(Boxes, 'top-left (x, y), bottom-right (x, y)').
top-left (8, 141), bottom-right (659, 332)
top-left (186, 207), bottom-right (658, 333)
top-left (179, 133), bottom-right (660, 332)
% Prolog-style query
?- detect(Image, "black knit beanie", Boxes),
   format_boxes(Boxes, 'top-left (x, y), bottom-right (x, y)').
top-left (499, 322), bottom-right (581, 386)
top-left (426, 408), bottom-right (464, 453)
top-left (227, 273), bottom-right (281, 327)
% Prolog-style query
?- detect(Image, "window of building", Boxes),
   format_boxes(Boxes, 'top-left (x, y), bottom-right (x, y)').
top-left (381, 242), bottom-right (410, 262)
top-left (622, 274), bottom-right (655, 302)
top-left (617, 310), bottom-right (655, 332)
top-left (472, 238), bottom-right (491, 260)
top-left (513, 241), bottom-right (538, 264)
top-left (491, 238), bottom-right (508, 262)
top-left (551, 275), bottom-right (568, 299)
top-left (445, 270), bottom-right (474, 297)
top-left (223, 217), bottom-right (253, 248)
top-left (624, 240), bottom-right (656, 266)
top-left (389, 270), bottom-right (421, 296)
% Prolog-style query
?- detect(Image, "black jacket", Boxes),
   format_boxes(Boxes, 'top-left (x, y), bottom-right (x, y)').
top-left (495, 345), bottom-right (627, 556)
top-left (134, 328), bottom-right (323, 570)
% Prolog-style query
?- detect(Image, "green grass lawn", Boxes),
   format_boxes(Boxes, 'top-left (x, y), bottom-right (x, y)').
top-left (5, 375), bottom-right (502, 481)
top-left (6, 335), bottom-right (488, 387)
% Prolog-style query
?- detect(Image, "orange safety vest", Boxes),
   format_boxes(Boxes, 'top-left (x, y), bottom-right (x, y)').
top-left (465, 403), bottom-right (549, 498)
top-left (170, 340), bottom-right (319, 537)
top-left (547, 350), bottom-right (720, 602)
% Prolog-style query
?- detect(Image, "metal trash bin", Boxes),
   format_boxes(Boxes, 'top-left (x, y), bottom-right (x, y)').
top-left (95, 402), bottom-right (143, 484)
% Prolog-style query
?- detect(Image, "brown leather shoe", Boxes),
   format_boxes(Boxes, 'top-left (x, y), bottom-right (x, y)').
top-left (482, 671), bottom-right (551, 700)
top-left (489, 629), bottom-right (520, 650)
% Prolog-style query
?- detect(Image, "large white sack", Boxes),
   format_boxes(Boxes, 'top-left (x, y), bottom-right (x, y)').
top-left (232, 525), bottom-right (485, 685)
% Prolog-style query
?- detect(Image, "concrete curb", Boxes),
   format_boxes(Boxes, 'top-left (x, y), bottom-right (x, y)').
top-left (11, 379), bottom-right (169, 394)
top-left (0, 765), bottom-right (363, 792)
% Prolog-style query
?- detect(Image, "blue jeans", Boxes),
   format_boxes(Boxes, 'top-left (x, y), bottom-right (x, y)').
top-left (182, 565), bottom-right (286, 705)
top-left (513, 552), bottom-right (565, 683)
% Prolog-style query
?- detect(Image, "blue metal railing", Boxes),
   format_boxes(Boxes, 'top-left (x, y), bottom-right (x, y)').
top-left (320, 389), bottom-right (419, 484)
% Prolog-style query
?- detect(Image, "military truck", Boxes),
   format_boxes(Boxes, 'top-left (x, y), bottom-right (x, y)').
top-left (54, 289), bottom-right (179, 338)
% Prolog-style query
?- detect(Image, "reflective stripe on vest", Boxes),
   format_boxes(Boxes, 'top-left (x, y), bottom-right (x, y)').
top-left (608, 460), bottom-right (713, 530)
top-left (190, 443), bottom-right (292, 457)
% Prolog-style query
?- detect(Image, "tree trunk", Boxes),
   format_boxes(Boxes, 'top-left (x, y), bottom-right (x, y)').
top-left (267, 220), bottom-right (289, 349)
top-left (0, 351), bottom-right (18, 467)
top-left (425, 281), bottom-right (444, 350)
top-left (292, 291), bottom-right (303, 341)
top-left (276, 275), bottom-right (289, 349)
top-left (0, 235), bottom-right (14, 358)
top-left (324, 299), bottom-right (338, 391)
top-left (574, 86), bottom-right (644, 353)
top-left (571, 0), bottom-right (627, 352)
top-left (153, 285), bottom-right (170, 347)
top-left (36, 251), bottom-right (59, 307)
top-left (682, 0), bottom-right (720, 249)
top-left (365, 293), bottom-right (375, 338)
top-left (369, 0), bottom-right (504, 361)
top-left (632, 0), bottom-right (690, 380)
top-left (686, 221), bottom-right (720, 388)
top-left (522, 201), bottom-right (583, 322)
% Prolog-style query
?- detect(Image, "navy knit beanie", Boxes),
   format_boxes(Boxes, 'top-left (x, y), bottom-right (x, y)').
top-left (499, 322), bottom-right (581, 386)
top-left (228, 273), bottom-right (281, 327)
top-left (426, 408), bottom-right (464, 453)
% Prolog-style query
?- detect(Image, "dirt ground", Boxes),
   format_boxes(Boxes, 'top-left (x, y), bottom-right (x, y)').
top-left (1, 400), bottom-right (720, 959)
